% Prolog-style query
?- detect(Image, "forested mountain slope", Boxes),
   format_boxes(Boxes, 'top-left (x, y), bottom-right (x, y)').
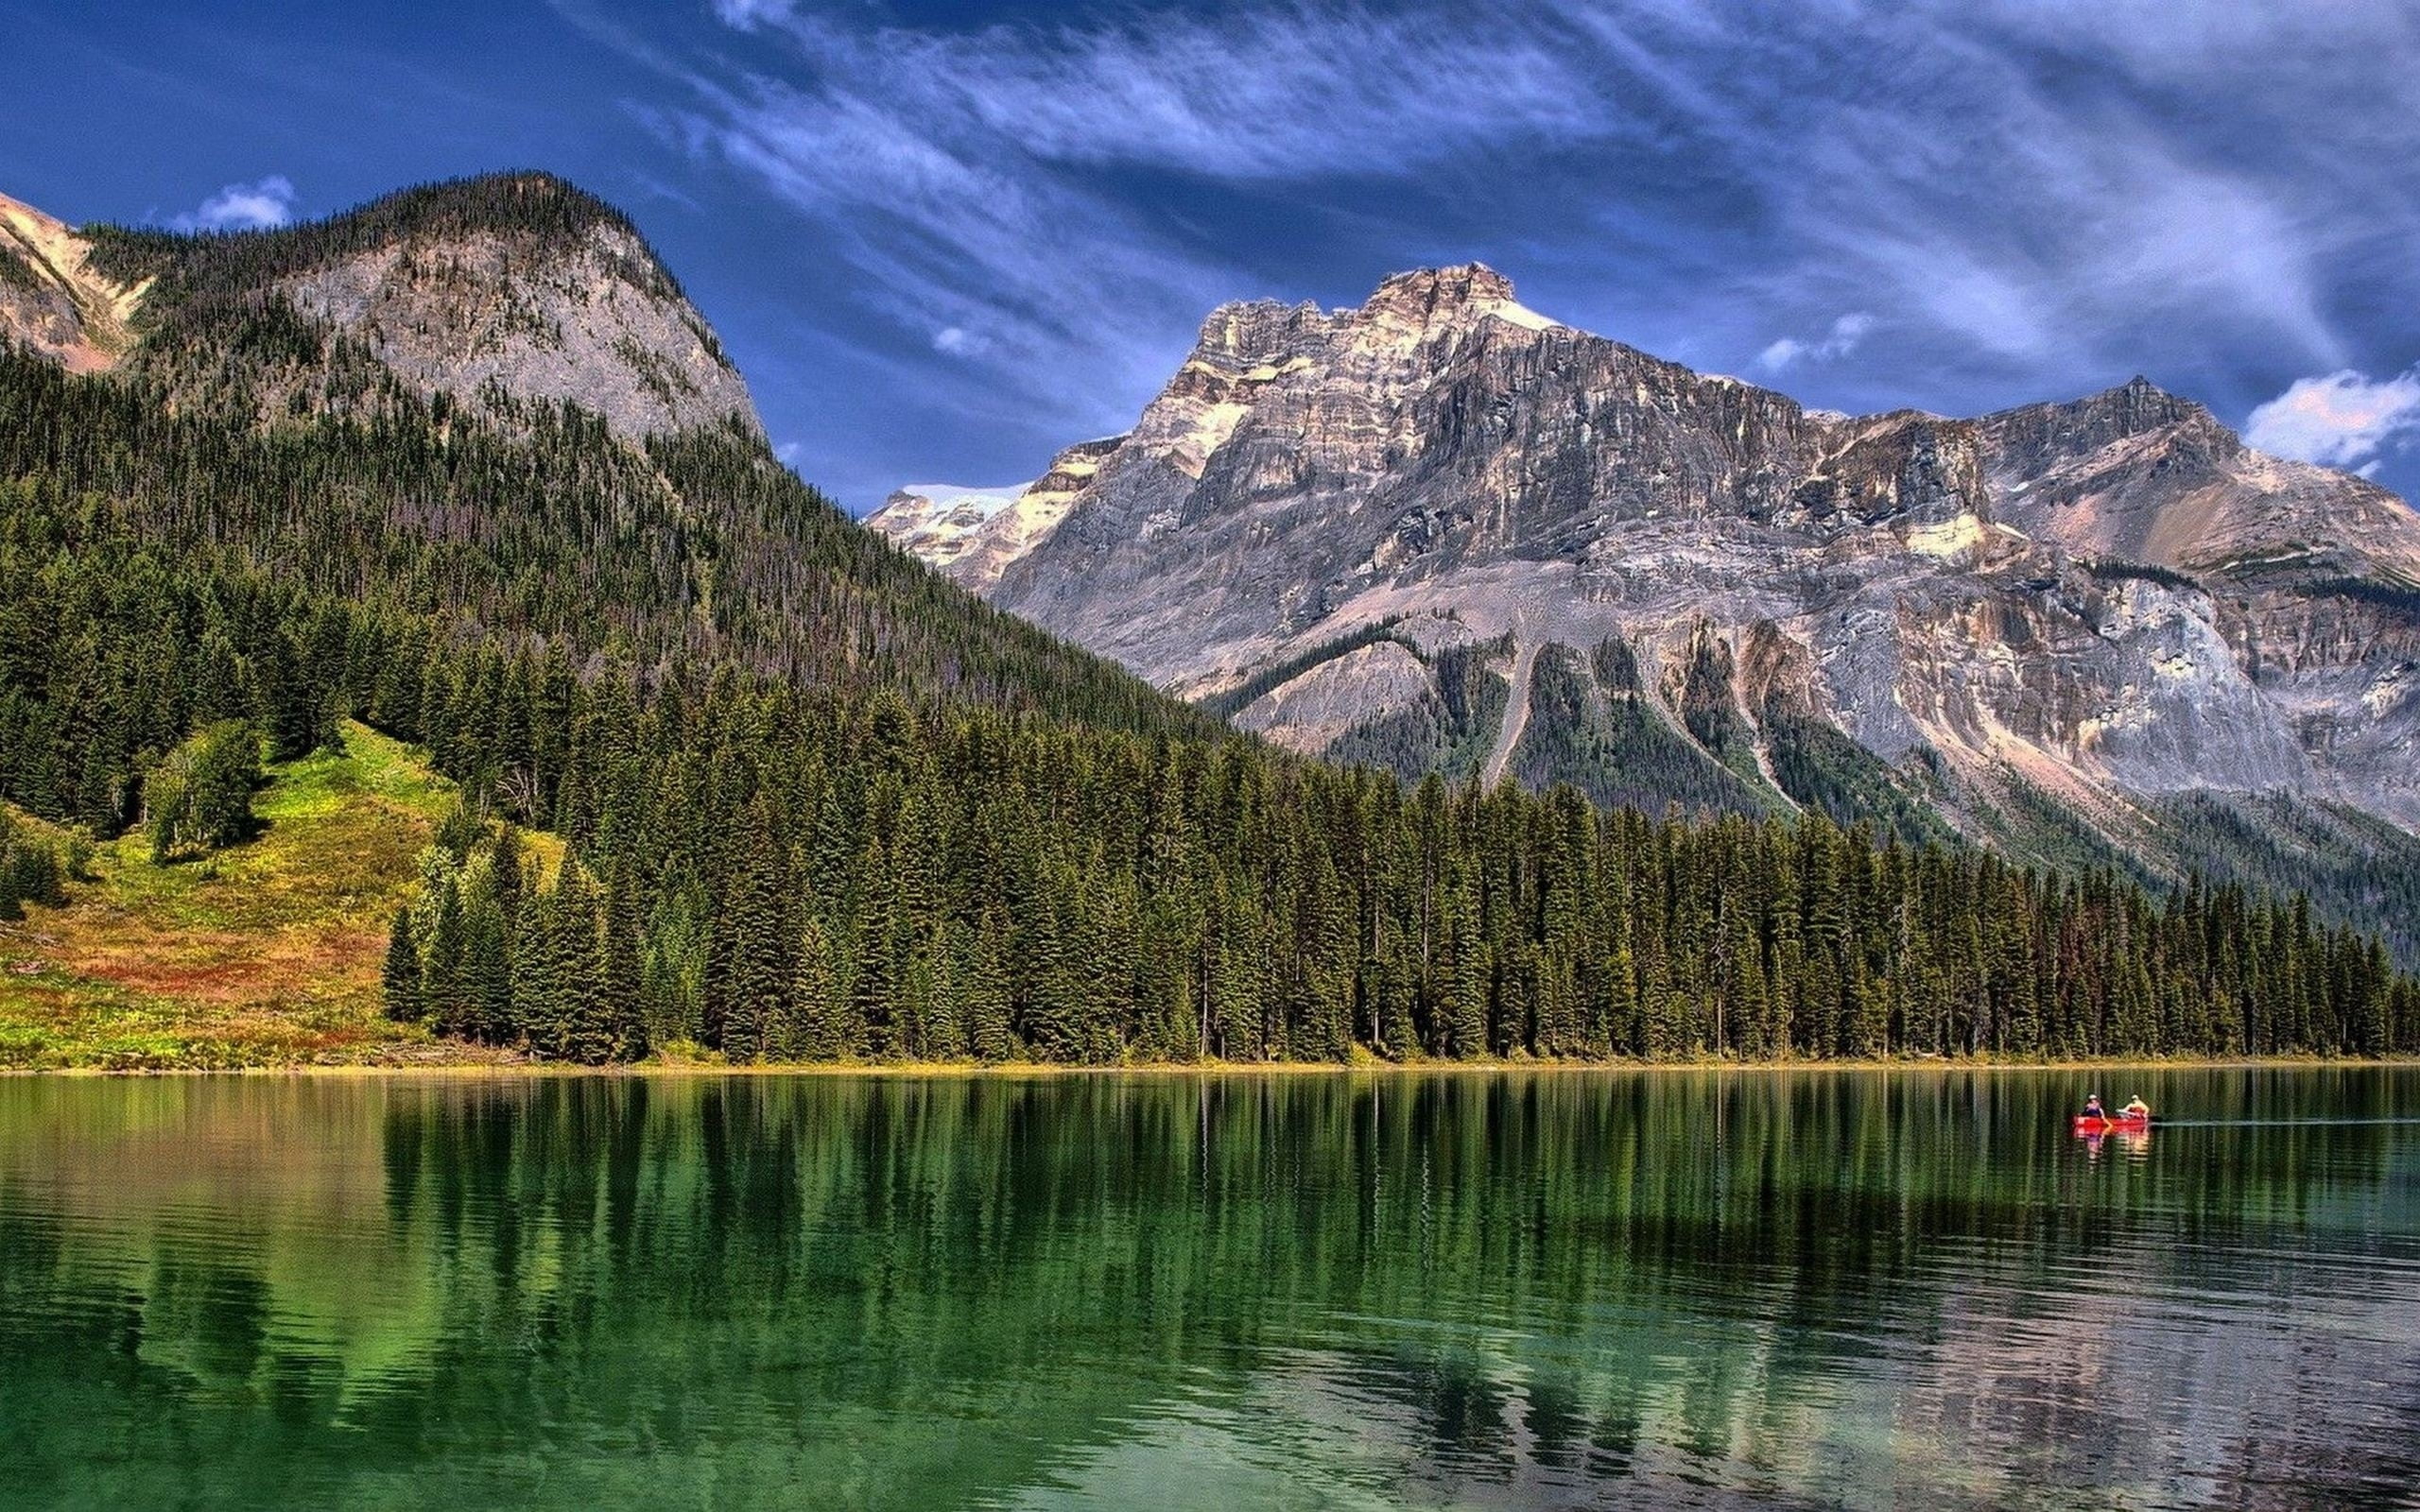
top-left (2, 177), bottom-right (2412, 1065)
top-left (2, 176), bottom-right (1206, 747)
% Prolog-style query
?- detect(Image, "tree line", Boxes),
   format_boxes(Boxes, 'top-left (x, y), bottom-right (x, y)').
top-left (372, 669), bottom-right (2415, 1065)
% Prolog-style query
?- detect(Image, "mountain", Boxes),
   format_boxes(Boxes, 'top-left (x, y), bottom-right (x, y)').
top-left (1, 174), bottom-right (1200, 734)
top-left (5, 177), bottom-right (2411, 1071)
top-left (873, 265), bottom-right (2420, 954)
top-left (866, 438), bottom-right (1121, 593)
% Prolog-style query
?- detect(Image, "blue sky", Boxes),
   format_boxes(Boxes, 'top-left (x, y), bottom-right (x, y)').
top-left (7, 1), bottom-right (2420, 511)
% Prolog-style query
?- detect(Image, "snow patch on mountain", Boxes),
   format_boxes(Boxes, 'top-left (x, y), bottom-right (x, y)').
top-left (868, 483), bottom-right (1031, 568)
top-left (870, 435), bottom-right (1130, 592)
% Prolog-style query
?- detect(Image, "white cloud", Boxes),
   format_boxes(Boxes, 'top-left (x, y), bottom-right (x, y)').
top-left (171, 175), bottom-right (298, 232)
top-left (709, 0), bottom-right (790, 31)
top-left (1759, 311), bottom-right (1873, 371)
top-left (2244, 369), bottom-right (2420, 472)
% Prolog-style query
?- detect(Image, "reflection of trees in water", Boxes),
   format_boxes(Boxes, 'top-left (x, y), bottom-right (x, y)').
top-left (1, 1071), bottom-right (2416, 1508)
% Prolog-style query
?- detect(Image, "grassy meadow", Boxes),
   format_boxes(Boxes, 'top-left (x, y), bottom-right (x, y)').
top-left (0, 724), bottom-right (536, 1070)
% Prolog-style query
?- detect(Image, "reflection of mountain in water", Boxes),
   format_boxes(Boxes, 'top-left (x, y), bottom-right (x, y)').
top-left (1, 1072), bottom-right (2416, 1508)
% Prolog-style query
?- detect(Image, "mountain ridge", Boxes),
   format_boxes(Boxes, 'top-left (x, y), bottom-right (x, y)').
top-left (873, 265), bottom-right (2420, 954)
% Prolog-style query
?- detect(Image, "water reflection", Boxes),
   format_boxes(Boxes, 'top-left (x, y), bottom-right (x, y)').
top-left (2079, 1125), bottom-right (2153, 1161)
top-left (0, 1070), bottom-right (2416, 1509)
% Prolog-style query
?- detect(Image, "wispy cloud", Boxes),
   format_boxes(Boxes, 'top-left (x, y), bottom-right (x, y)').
top-left (707, 0), bottom-right (790, 31)
top-left (1634, 4), bottom-right (2395, 378)
top-left (776, 9), bottom-right (1614, 181)
top-left (1760, 313), bottom-right (1873, 373)
top-left (574, 0), bottom-right (2420, 502)
top-left (170, 175), bottom-right (298, 232)
top-left (2245, 369), bottom-right (2420, 475)
top-left (657, 4), bottom-right (1639, 431)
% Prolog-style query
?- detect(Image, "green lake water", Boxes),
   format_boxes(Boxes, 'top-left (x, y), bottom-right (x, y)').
top-left (2, 1068), bottom-right (2416, 1509)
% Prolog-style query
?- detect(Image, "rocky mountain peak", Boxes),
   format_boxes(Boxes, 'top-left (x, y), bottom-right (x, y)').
top-left (875, 260), bottom-right (2420, 900)
top-left (270, 176), bottom-right (757, 440)
top-left (44, 172), bottom-right (759, 441)
top-left (1363, 262), bottom-right (1515, 316)
top-left (1354, 262), bottom-right (1557, 338)
top-left (1975, 372), bottom-right (2420, 579)
top-left (2089, 372), bottom-right (2215, 429)
top-left (1980, 374), bottom-right (2226, 480)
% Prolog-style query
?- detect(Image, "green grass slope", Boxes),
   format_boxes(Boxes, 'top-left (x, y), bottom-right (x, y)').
top-left (0, 723), bottom-right (527, 1069)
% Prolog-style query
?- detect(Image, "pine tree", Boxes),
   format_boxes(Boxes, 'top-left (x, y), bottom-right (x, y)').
top-left (555, 868), bottom-right (614, 1065)
top-left (424, 882), bottom-right (469, 1040)
top-left (711, 805), bottom-right (793, 1061)
top-left (791, 916), bottom-right (845, 1060)
top-left (382, 907), bottom-right (423, 1021)
top-left (1443, 860), bottom-right (1489, 1060)
top-left (462, 891), bottom-right (513, 1045)
top-left (962, 913), bottom-right (1015, 1063)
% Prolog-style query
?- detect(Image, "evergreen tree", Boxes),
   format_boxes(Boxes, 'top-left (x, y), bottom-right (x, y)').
top-left (382, 907), bottom-right (423, 1022)
top-left (962, 914), bottom-right (1015, 1064)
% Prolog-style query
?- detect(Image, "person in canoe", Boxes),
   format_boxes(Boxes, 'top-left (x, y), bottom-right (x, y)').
top-left (2082, 1093), bottom-right (2108, 1121)
top-left (2121, 1094), bottom-right (2152, 1122)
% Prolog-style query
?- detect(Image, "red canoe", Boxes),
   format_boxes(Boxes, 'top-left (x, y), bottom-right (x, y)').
top-left (2073, 1114), bottom-right (2152, 1133)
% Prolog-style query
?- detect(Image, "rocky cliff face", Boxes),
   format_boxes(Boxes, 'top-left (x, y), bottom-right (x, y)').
top-left (875, 265), bottom-right (2420, 896)
top-left (273, 213), bottom-right (755, 440)
top-left (0, 191), bottom-right (148, 372)
top-left (4, 175), bottom-right (757, 441)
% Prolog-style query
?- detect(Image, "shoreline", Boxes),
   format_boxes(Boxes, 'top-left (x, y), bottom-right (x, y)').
top-left (6, 1054), bottom-right (2414, 1080)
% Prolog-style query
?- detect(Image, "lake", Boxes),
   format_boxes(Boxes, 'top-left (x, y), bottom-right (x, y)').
top-left (2, 1069), bottom-right (2416, 1509)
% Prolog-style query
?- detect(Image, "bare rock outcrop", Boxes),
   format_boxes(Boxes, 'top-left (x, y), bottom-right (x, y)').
top-left (0, 191), bottom-right (148, 372)
top-left (275, 215), bottom-right (756, 441)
